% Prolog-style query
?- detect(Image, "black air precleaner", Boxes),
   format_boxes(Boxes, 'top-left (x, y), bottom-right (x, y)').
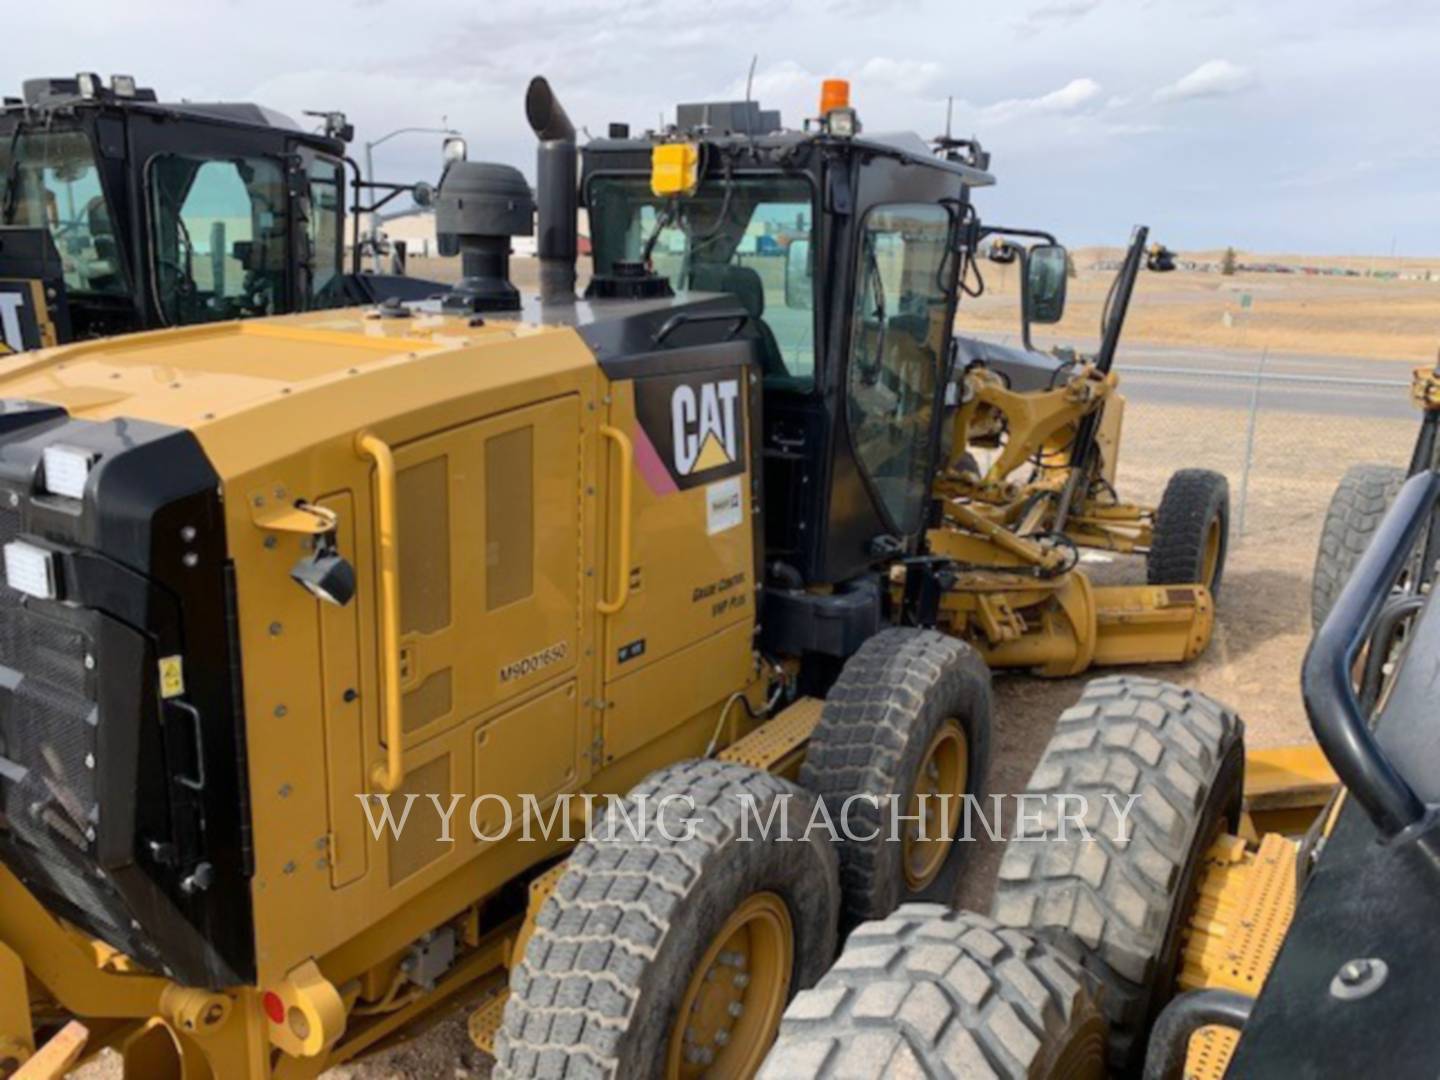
top-left (435, 162), bottom-right (534, 313)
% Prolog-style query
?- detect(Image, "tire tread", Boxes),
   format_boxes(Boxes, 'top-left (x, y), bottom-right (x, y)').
top-left (761, 905), bottom-right (1104, 1079)
top-left (989, 676), bottom-right (1243, 1070)
top-left (1147, 468), bottom-right (1231, 595)
top-left (1310, 462), bottom-right (1406, 630)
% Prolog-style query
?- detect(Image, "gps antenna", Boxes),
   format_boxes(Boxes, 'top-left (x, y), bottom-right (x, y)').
top-left (744, 54), bottom-right (759, 137)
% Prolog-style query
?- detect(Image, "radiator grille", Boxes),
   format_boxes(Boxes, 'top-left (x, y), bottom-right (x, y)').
top-left (0, 589), bottom-right (113, 938)
top-left (0, 505), bottom-right (20, 547)
top-left (0, 602), bottom-right (92, 699)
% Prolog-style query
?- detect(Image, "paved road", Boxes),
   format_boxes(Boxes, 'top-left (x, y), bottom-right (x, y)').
top-left (971, 332), bottom-right (1421, 420)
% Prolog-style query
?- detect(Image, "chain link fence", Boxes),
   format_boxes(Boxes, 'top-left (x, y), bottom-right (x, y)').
top-left (1112, 361), bottom-right (1416, 551)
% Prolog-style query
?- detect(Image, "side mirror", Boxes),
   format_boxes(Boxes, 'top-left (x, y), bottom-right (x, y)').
top-left (1025, 244), bottom-right (1068, 325)
top-left (412, 181), bottom-right (436, 208)
top-left (785, 238), bottom-right (813, 310)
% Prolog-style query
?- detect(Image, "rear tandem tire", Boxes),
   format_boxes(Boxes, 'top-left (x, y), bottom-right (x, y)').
top-left (800, 628), bottom-right (993, 927)
top-left (760, 905), bottom-right (1108, 1079)
top-left (494, 759), bottom-right (841, 1080)
top-left (1147, 469), bottom-right (1230, 598)
top-left (1310, 462), bottom-right (1406, 631)
top-left (989, 676), bottom-right (1244, 1075)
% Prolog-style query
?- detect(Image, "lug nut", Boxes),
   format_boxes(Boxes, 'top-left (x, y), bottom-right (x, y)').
top-left (1339, 959), bottom-right (1373, 986)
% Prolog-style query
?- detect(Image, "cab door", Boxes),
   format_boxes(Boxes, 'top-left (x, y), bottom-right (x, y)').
top-left (842, 202), bottom-right (955, 542)
top-left (133, 119), bottom-right (295, 326)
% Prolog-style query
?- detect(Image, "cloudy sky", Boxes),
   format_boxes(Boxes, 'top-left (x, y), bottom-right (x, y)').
top-left (13, 0), bottom-right (1438, 253)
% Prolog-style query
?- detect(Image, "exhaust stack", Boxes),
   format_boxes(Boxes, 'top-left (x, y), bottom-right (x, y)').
top-left (526, 76), bottom-right (578, 304)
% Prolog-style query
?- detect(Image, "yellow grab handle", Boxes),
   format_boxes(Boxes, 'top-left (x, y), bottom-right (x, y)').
top-left (356, 431), bottom-right (404, 793)
top-left (598, 424), bottom-right (633, 616)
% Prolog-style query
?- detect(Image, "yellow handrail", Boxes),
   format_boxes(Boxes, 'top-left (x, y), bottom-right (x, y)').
top-left (356, 431), bottom-right (404, 793)
top-left (597, 425), bottom-right (633, 615)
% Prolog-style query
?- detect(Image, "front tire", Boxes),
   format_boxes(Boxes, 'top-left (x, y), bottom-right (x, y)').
top-left (1311, 462), bottom-right (1406, 630)
top-left (1147, 469), bottom-right (1230, 597)
top-left (494, 760), bottom-right (841, 1079)
top-left (990, 676), bottom-right (1244, 1074)
top-left (800, 629), bottom-right (992, 925)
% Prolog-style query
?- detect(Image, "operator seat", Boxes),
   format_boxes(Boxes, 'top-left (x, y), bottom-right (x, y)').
top-left (691, 263), bottom-right (787, 379)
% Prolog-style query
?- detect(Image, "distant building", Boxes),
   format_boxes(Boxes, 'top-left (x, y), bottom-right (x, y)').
top-left (367, 209), bottom-right (591, 259)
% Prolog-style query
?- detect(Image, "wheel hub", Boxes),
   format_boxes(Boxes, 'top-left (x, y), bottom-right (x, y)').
top-left (668, 891), bottom-right (794, 1079)
top-left (903, 719), bottom-right (969, 890)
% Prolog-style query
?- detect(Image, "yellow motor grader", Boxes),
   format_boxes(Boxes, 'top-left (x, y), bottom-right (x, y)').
top-left (918, 227), bottom-right (1227, 676)
top-left (0, 75), bottom-right (1222, 1080)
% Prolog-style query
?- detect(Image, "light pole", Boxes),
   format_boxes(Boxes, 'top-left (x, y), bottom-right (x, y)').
top-left (363, 123), bottom-right (459, 272)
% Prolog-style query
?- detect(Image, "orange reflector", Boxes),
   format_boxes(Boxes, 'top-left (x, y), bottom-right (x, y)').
top-left (820, 79), bottom-right (850, 114)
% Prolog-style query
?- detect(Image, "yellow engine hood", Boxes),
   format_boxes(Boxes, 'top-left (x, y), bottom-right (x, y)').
top-left (0, 307), bottom-right (596, 479)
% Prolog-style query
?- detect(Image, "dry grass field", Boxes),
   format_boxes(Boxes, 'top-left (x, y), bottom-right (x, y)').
top-left (957, 246), bottom-right (1440, 361)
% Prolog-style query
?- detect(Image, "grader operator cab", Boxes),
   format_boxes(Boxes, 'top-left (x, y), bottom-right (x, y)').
top-left (582, 95), bottom-right (1227, 683)
top-left (0, 74), bottom-right (443, 352)
top-left (0, 75), bottom-right (1224, 1080)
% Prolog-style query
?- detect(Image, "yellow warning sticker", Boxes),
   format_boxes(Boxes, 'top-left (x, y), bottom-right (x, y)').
top-left (159, 655), bottom-right (185, 699)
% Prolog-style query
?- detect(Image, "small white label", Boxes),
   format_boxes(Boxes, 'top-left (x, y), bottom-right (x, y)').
top-left (706, 477), bottom-right (743, 536)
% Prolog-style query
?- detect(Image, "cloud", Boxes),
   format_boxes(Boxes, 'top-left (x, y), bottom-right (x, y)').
top-left (858, 57), bottom-right (945, 98)
top-left (1038, 77), bottom-right (1104, 110)
top-left (1153, 59), bottom-right (1256, 103)
top-left (983, 77), bottom-right (1103, 122)
top-left (1021, 0), bottom-right (1102, 24)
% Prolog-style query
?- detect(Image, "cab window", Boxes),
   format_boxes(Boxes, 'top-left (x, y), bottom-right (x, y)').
top-left (845, 203), bottom-right (952, 536)
top-left (149, 155), bottom-right (286, 325)
top-left (306, 157), bottom-right (344, 302)
top-left (588, 176), bottom-right (817, 391)
top-left (0, 129), bottom-right (127, 296)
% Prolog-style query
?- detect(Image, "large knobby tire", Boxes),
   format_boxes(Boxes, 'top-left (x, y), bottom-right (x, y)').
top-left (494, 759), bottom-right (841, 1079)
top-left (800, 628), bottom-right (992, 925)
top-left (990, 676), bottom-right (1244, 1074)
top-left (1311, 462), bottom-right (1406, 631)
top-left (760, 905), bottom-right (1107, 1079)
top-left (1146, 469), bottom-right (1230, 598)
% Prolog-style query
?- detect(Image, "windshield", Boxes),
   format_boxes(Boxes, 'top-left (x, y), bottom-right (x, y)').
top-left (0, 127), bottom-right (128, 296)
top-left (589, 175), bottom-right (817, 391)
